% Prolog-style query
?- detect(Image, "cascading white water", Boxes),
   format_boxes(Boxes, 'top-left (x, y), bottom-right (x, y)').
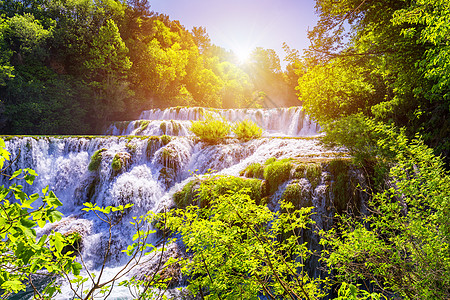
top-left (106, 106), bottom-right (320, 137)
top-left (1, 107), bottom-right (357, 299)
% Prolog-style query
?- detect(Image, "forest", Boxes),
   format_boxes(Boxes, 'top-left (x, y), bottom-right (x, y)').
top-left (0, 0), bottom-right (449, 299)
top-left (0, 0), bottom-right (298, 134)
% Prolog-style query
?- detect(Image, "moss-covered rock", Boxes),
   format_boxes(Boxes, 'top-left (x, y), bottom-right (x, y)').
top-left (135, 120), bottom-right (150, 135)
top-left (86, 177), bottom-right (100, 203)
top-left (111, 121), bottom-right (131, 134)
top-left (88, 148), bottom-right (107, 171)
top-left (263, 158), bottom-right (292, 195)
top-left (146, 136), bottom-right (161, 159)
top-left (159, 167), bottom-right (177, 188)
top-left (326, 159), bottom-right (356, 214)
top-left (161, 135), bottom-right (172, 145)
top-left (160, 122), bottom-right (167, 135)
top-left (170, 120), bottom-right (181, 136)
top-left (173, 175), bottom-right (267, 208)
top-left (264, 157), bottom-right (277, 165)
top-left (282, 181), bottom-right (313, 208)
top-left (125, 142), bottom-right (137, 154)
top-left (305, 163), bottom-right (322, 189)
top-left (173, 179), bottom-right (201, 208)
top-left (240, 162), bottom-right (264, 179)
top-left (111, 152), bottom-right (131, 172)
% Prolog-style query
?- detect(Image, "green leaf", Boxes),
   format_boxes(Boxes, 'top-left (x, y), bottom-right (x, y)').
top-left (47, 191), bottom-right (63, 207)
top-left (37, 218), bottom-right (46, 228)
top-left (72, 262), bottom-right (82, 276)
top-left (53, 234), bottom-right (65, 253)
top-left (20, 218), bottom-right (36, 229)
top-left (22, 193), bottom-right (39, 209)
top-left (1, 280), bottom-right (25, 293)
top-left (47, 209), bottom-right (63, 223)
top-left (10, 169), bottom-right (22, 180)
top-left (24, 174), bottom-right (36, 185)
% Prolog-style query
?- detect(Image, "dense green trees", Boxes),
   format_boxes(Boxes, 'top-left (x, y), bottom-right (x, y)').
top-left (0, 0), bottom-right (298, 134)
top-left (292, 0), bottom-right (450, 298)
top-left (297, 0), bottom-right (450, 162)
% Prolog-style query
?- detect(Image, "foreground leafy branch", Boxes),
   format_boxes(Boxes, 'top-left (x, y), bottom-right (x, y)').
top-left (163, 175), bottom-right (327, 299)
top-left (321, 130), bottom-right (450, 299)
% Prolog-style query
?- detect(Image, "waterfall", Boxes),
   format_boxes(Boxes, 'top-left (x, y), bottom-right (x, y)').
top-left (1, 107), bottom-right (361, 299)
top-left (106, 106), bottom-right (320, 137)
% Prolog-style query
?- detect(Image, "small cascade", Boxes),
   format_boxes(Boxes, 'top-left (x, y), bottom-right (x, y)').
top-left (1, 107), bottom-right (359, 299)
top-left (106, 106), bottom-right (320, 137)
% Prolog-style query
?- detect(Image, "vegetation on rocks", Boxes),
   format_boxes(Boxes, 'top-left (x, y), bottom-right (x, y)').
top-left (164, 182), bottom-right (326, 299)
top-left (174, 175), bottom-right (266, 208)
top-left (263, 158), bottom-right (292, 194)
top-left (111, 152), bottom-right (131, 172)
top-left (240, 162), bottom-right (264, 179)
top-left (190, 114), bottom-right (231, 144)
top-left (87, 148), bottom-right (106, 172)
top-left (232, 119), bottom-right (262, 141)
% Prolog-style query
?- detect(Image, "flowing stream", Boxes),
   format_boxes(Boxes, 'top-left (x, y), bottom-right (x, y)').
top-left (1, 107), bottom-right (365, 299)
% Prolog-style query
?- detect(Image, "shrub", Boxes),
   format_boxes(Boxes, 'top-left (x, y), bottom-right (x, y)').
top-left (240, 162), bottom-right (264, 179)
top-left (305, 163), bottom-right (322, 189)
top-left (263, 158), bottom-right (292, 194)
top-left (322, 132), bottom-right (450, 299)
top-left (190, 114), bottom-right (231, 144)
top-left (232, 119), bottom-right (262, 141)
top-left (88, 148), bottom-right (107, 171)
top-left (282, 182), bottom-right (312, 208)
top-left (174, 175), bottom-right (266, 208)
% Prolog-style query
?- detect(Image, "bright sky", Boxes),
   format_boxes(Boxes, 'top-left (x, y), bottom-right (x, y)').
top-left (150, 0), bottom-right (318, 66)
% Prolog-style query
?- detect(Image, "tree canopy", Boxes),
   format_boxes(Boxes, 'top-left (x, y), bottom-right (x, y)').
top-left (296, 0), bottom-right (450, 162)
top-left (0, 0), bottom-right (298, 134)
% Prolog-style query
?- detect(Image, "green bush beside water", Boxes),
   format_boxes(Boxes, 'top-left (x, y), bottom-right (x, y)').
top-left (232, 119), bottom-right (262, 141)
top-left (190, 115), bottom-right (231, 144)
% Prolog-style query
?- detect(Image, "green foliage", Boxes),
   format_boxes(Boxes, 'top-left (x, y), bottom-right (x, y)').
top-left (240, 162), bottom-right (264, 179)
top-left (2, 74), bottom-right (90, 134)
top-left (321, 132), bottom-right (450, 299)
top-left (88, 148), bottom-right (106, 172)
top-left (190, 114), bottom-right (231, 144)
top-left (282, 182), bottom-right (312, 208)
top-left (84, 19), bottom-right (132, 128)
top-left (164, 182), bottom-right (326, 299)
top-left (1, 13), bottom-right (51, 59)
top-left (301, 0), bottom-right (450, 161)
top-left (263, 158), bottom-right (292, 194)
top-left (336, 283), bottom-right (387, 300)
top-left (174, 175), bottom-right (266, 208)
top-left (232, 119), bottom-right (262, 141)
top-left (173, 179), bottom-right (200, 208)
top-left (298, 58), bottom-right (377, 125)
top-left (0, 138), bottom-right (80, 297)
top-left (0, 0), bottom-right (301, 134)
top-left (111, 153), bottom-right (122, 171)
top-left (305, 163), bottom-right (322, 189)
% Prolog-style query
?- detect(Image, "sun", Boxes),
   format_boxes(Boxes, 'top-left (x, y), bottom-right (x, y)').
top-left (232, 45), bottom-right (253, 64)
